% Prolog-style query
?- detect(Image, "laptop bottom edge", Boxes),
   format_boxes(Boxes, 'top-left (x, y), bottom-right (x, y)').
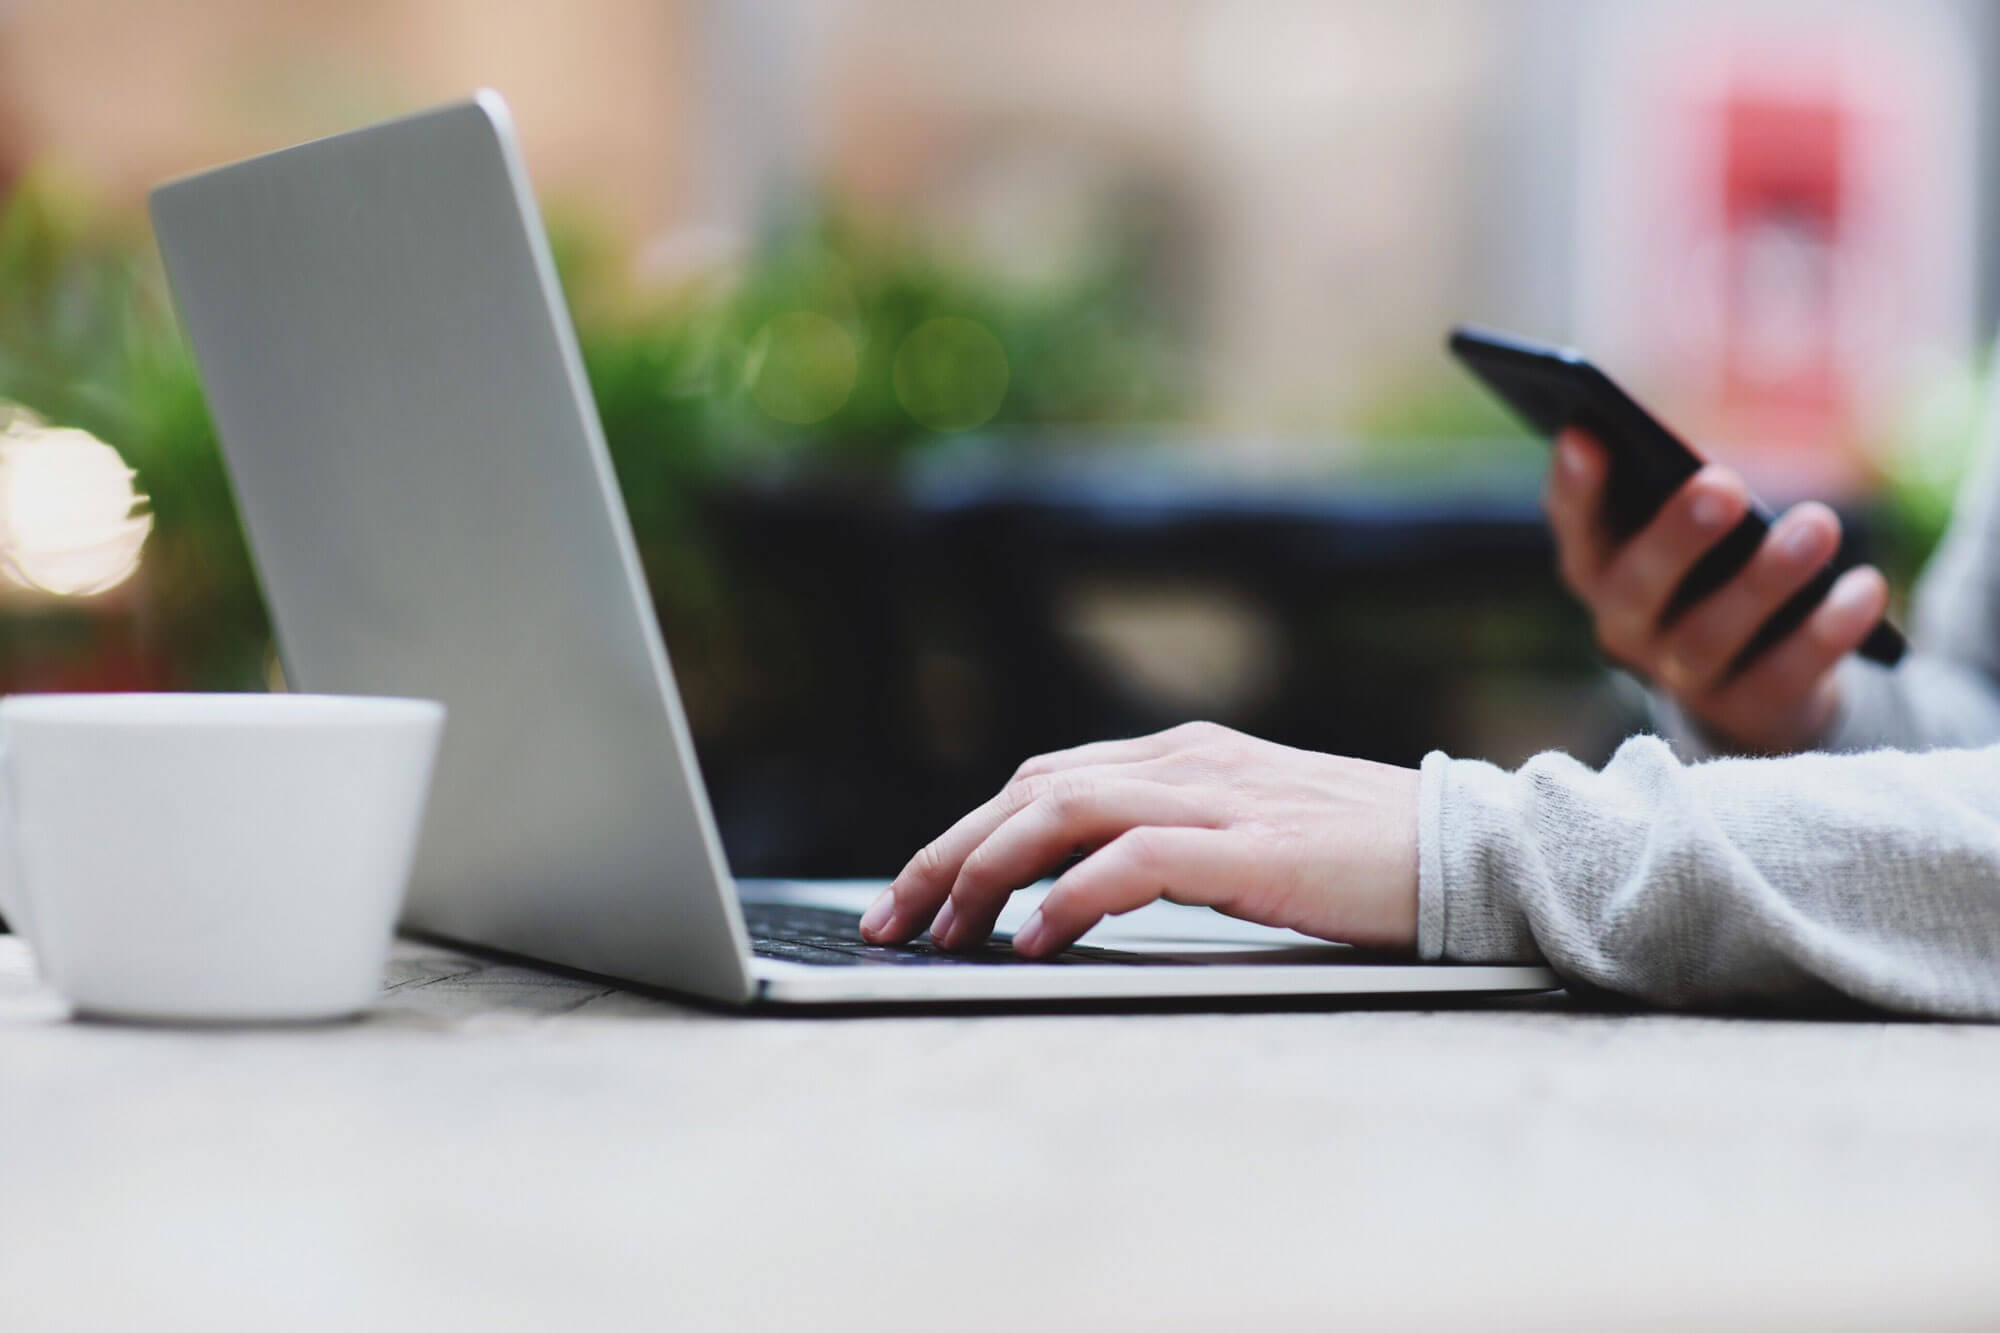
top-left (751, 958), bottom-right (1562, 1005)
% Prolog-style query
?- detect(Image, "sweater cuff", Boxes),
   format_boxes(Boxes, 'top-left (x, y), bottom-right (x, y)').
top-left (1416, 749), bottom-right (1543, 964)
top-left (1416, 751), bottom-right (1451, 960)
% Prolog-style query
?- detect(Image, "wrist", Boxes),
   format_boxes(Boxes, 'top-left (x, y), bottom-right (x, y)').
top-left (1688, 677), bottom-right (1840, 756)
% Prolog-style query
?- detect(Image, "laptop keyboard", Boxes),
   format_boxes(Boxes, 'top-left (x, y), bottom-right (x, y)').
top-left (743, 900), bottom-right (1180, 967)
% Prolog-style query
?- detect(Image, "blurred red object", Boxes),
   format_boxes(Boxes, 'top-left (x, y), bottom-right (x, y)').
top-left (1718, 93), bottom-right (1846, 454)
top-left (1577, 7), bottom-right (1976, 502)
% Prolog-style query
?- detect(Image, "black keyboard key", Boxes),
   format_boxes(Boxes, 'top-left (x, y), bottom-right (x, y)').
top-left (741, 900), bottom-right (1178, 967)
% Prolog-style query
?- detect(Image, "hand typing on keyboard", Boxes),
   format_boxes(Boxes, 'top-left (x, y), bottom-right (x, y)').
top-left (857, 722), bottom-right (1421, 959)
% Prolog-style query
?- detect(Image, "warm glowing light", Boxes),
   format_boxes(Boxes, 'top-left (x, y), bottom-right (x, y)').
top-left (0, 420), bottom-right (153, 596)
top-left (893, 317), bottom-right (1009, 431)
top-left (748, 311), bottom-right (858, 425)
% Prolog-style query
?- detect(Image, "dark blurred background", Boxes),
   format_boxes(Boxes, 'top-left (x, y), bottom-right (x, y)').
top-left (0, 0), bottom-right (1993, 876)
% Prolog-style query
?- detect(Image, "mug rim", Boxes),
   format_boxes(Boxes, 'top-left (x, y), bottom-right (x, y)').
top-left (0, 692), bottom-right (444, 727)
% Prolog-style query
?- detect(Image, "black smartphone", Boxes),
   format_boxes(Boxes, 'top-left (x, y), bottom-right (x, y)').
top-left (1448, 324), bottom-right (1905, 669)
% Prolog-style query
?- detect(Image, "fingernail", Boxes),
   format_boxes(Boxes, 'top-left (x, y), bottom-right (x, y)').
top-left (859, 891), bottom-right (895, 938)
top-left (1691, 492), bottom-right (1732, 530)
top-left (1013, 909), bottom-right (1047, 956)
top-left (1828, 567), bottom-right (1879, 613)
top-left (1781, 517), bottom-right (1823, 559)
top-left (929, 898), bottom-right (958, 947)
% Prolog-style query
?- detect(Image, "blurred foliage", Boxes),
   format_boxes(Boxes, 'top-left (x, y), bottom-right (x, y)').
top-left (1, 165), bottom-right (1986, 695)
top-left (1346, 369), bottom-right (1546, 483)
top-left (1876, 356), bottom-right (1991, 588)
top-left (0, 177), bottom-right (1190, 690)
top-left (564, 206), bottom-right (1188, 474)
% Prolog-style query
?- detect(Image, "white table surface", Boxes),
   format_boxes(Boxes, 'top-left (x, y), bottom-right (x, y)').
top-left (3, 933), bottom-right (1998, 1332)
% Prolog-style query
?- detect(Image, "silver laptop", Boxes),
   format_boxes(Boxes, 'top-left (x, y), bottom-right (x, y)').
top-left (148, 92), bottom-right (1557, 1007)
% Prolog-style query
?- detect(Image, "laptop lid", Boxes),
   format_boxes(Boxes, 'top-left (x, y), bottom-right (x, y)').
top-left (150, 92), bottom-right (755, 1003)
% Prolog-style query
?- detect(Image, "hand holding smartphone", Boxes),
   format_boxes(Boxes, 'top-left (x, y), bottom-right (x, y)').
top-left (1448, 325), bottom-right (1905, 671)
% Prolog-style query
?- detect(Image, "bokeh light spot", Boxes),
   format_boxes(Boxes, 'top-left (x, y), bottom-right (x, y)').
top-left (893, 317), bottom-right (1010, 431)
top-left (0, 421), bottom-right (152, 597)
top-left (748, 311), bottom-right (858, 425)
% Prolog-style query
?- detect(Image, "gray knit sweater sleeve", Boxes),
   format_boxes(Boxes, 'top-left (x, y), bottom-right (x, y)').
top-left (1417, 739), bottom-right (2000, 1017)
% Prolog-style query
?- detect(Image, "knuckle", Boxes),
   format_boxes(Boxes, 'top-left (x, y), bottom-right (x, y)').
top-left (1195, 720), bottom-right (1242, 752)
top-left (955, 842), bottom-right (997, 890)
top-left (1009, 753), bottom-right (1052, 785)
top-left (1171, 719), bottom-right (1224, 747)
top-left (1004, 775), bottom-right (1053, 815)
top-left (1036, 772), bottom-right (1087, 821)
top-left (910, 840), bottom-right (951, 884)
top-left (1157, 745), bottom-right (1217, 783)
top-left (1113, 826), bottom-right (1164, 871)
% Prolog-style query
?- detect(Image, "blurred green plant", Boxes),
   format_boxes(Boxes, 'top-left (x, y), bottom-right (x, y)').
top-left (1876, 356), bottom-right (1990, 589)
top-left (0, 179), bottom-right (1190, 693)
top-left (1345, 369), bottom-right (1546, 484)
top-left (567, 207), bottom-right (1187, 474)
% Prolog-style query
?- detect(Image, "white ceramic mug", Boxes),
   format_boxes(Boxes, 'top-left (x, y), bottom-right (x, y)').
top-left (0, 693), bottom-right (444, 1023)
